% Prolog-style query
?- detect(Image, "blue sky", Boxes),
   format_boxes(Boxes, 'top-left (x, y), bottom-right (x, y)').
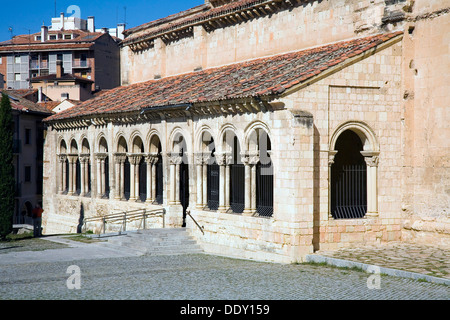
top-left (0, 0), bottom-right (204, 42)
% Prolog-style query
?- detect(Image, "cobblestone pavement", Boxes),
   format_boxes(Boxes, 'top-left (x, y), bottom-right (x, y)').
top-left (0, 237), bottom-right (448, 301)
top-left (315, 242), bottom-right (450, 280)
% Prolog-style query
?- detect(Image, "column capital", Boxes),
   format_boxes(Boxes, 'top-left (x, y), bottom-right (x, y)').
top-left (328, 150), bottom-right (338, 167)
top-left (58, 154), bottom-right (67, 163)
top-left (167, 152), bottom-right (183, 165)
top-left (361, 151), bottom-right (380, 167)
top-left (194, 152), bottom-right (205, 165)
top-left (240, 152), bottom-right (249, 166)
top-left (248, 151), bottom-right (260, 166)
top-left (114, 153), bottom-right (127, 164)
top-left (67, 154), bottom-right (78, 163)
top-left (79, 154), bottom-right (90, 163)
top-left (145, 152), bottom-right (159, 165)
top-left (364, 156), bottom-right (379, 167)
top-left (215, 152), bottom-right (232, 166)
top-left (240, 151), bottom-right (259, 166)
top-left (127, 153), bottom-right (142, 165)
top-left (95, 153), bottom-right (108, 161)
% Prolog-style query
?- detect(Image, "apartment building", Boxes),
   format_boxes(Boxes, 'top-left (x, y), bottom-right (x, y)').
top-left (0, 13), bottom-right (121, 98)
top-left (2, 90), bottom-right (53, 224)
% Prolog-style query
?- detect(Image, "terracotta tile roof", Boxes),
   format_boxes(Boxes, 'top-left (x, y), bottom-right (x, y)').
top-left (2, 90), bottom-right (54, 115)
top-left (44, 31), bottom-right (402, 122)
top-left (0, 30), bottom-right (105, 52)
top-left (38, 101), bottom-right (61, 113)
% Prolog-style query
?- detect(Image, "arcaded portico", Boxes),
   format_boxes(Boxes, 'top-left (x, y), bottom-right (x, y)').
top-left (42, 0), bottom-right (450, 263)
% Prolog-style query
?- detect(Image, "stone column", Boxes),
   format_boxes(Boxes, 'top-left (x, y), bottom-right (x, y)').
top-left (95, 154), bottom-right (107, 198)
top-left (241, 153), bottom-right (252, 216)
top-left (216, 153), bottom-right (226, 212)
top-left (67, 155), bottom-right (77, 195)
top-left (202, 153), bottom-right (210, 209)
top-left (128, 154), bottom-right (142, 201)
top-left (248, 152), bottom-right (260, 215)
top-left (145, 153), bottom-right (158, 203)
top-left (224, 153), bottom-right (232, 211)
top-left (194, 153), bottom-right (204, 209)
top-left (362, 152), bottom-right (379, 217)
top-left (101, 157), bottom-right (106, 196)
top-left (58, 155), bottom-right (67, 194)
top-left (151, 156), bottom-right (157, 201)
top-left (168, 153), bottom-right (183, 205)
top-left (328, 150), bottom-right (338, 218)
top-left (79, 156), bottom-right (87, 196)
top-left (114, 154), bottom-right (127, 200)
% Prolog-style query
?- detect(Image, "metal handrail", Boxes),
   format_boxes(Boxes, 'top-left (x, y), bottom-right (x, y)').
top-left (83, 208), bottom-right (165, 237)
top-left (186, 209), bottom-right (204, 235)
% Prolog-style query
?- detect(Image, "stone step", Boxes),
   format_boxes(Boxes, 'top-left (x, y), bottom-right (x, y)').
top-left (105, 228), bottom-right (203, 256)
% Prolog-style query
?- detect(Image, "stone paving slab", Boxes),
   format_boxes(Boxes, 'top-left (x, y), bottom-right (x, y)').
top-left (312, 242), bottom-right (449, 284)
top-left (1, 253), bottom-right (449, 300)
top-left (0, 236), bottom-right (449, 301)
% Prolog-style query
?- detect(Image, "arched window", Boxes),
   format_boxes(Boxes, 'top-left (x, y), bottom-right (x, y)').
top-left (97, 137), bottom-right (109, 198)
top-left (131, 135), bottom-right (145, 202)
top-left (229, 135), bottom-right (245, 214)
top-left (247, 127), bottom-right (274, 217)
top-left (205, 135), bottom-right (219, 211)
top-left (81, 138), bottom-right (91, 196)
top-left (147, 134), bottom-right (164, 205)
top-left (329, 122), bottom-right (379, 218)
top-left (256, 131), bottom-right (273, 217)
top-left (331, 130), bottom-right (367, 219)
top-left (115, 136), bottom-right (129, 200)
top-left (170, 132), bottom-right (189, 226)
top-left (155, 141), bottom-right (163, 204)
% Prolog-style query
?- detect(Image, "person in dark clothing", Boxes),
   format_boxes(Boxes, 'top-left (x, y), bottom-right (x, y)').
top-left (32, 204), bottom-right (44, 237)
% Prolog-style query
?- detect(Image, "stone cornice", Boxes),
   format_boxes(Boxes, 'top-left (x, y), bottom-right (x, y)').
top-left (49, 97), bottom-right (283, 131)
top-left (124, 0), bottom-right (304, 51)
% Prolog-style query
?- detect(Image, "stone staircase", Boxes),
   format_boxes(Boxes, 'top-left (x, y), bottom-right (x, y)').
top-left (105, 228), bottom-right (204, 256)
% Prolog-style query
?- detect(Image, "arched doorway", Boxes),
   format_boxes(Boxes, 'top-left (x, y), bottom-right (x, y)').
top-left (172, 133), bottom-right (189, 226)
top-left (201, 132), bottom-right (219, 211)
top-left (331, 130), bottom-right (367, 219)
top-left (228, 134), bottom-right (245, 214)
top-left (256, 131), bottom-right (273, 217)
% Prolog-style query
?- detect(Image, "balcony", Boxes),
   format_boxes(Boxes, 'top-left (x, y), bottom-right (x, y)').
top-left (30, 61), bottom-right (49, 70)
top-left (72, 60), bottom-right (91, 68)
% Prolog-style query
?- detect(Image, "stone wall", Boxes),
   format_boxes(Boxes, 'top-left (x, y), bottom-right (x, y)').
top-left (400, 0), bottom-right (450, 246)
top-left (279, 39), bottom-right (405, 251)
top-left (121, 0), bottom-right (409, 84)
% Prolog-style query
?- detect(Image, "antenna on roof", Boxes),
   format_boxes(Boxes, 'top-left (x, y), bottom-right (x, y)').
top-left (8, 26), bottom-right (13, 39)
top-left (124, 6), bottom-right (127, 28)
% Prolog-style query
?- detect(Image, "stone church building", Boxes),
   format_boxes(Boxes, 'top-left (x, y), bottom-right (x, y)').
top-left (42, 0), bottom-right (449, 263)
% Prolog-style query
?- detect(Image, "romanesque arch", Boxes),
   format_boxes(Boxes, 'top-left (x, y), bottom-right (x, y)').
top-left (244, 123), bottom-right (274, 217)
top-left (96, 136), bottom-right (109, 198)
top-left (130, 134), bottom-right (146, 201)
top-left (147, 133), bottom-right (163, 204)
top-left (195, 129), bottom-right (219, 210)
top-left (115, 135), bottom-right (129, 200)
top-left (168, 128), bottom-right (189, 226)
top-left (329, 121), bottom-right (379, 218)
top-left (219, 127), bottom-right (245, 214)
top-left (79, 138), bottom-right (91, 196)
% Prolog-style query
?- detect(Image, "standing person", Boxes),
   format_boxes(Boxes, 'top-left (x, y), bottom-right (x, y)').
top-left (32, 204), bottom-right (44, 237)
